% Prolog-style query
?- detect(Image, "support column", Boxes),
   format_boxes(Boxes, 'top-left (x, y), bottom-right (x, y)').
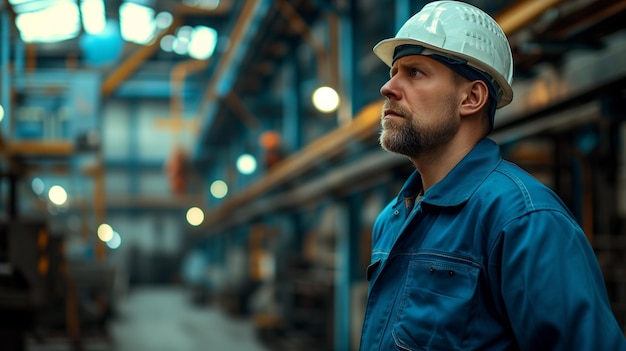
top-left (335, 193), bottom-right (362, 351)
top-left (334, 0), bottom-right (359, 349)
top-left (282, 54), bottom-right (302, 152)
top-left (1, 10), bottom-right (11, 137)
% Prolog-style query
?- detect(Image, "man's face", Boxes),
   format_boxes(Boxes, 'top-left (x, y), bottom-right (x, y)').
top-left (379, 55), bottom-right (462, 158)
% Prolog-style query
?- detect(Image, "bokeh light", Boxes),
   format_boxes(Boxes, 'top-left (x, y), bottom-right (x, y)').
top-left (236, 153), bottom-right (257, 175)
top-left (210, 180), bottom-right (228, 199)
top-left (312, 86), bottom-right (340, 113)
top-left (186, 207), bottom-right (204, 226)
top-left (48, 185), bottom-right (68, 206)
top-left (97, 223), bottom-right (114, 242)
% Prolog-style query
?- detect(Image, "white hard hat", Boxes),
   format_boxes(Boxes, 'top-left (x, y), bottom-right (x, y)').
top-left (373, 1), bottom-right (514, 108)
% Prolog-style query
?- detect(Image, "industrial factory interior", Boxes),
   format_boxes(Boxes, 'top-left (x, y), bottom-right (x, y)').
top-left (0, 0), bottom-right (625, 350)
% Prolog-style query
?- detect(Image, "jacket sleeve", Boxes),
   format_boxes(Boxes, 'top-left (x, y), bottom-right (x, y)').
top-left (497, 210), bottom-right (626, 351)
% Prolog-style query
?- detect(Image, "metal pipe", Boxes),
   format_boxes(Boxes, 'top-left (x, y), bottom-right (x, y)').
top-left (201, 99), bottom-right (384, 226)
top-left (222, 92), bottom-right (261, 130)
top-left (336, 7), bottom-right (353, 125)
top-left (195, 0), bottom-right (269, 151)
top-left (496, 0), bottom-right (565, 35)
top-left (1, 10), bottom-right (11, 138)
top-left (276, 0), bottom-right (328, 82)
top-left (169, 59), bottom-right (209, 144)
top-left (552, 0), bottom-right (626, 39)
top-left (101, 16), bottom-right (182, 97)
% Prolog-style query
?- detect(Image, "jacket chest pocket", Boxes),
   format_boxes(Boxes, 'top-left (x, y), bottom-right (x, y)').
top-left (366, 259), bottom-right (384, 294)
top-left (392, 255), bottom-right (480, 351)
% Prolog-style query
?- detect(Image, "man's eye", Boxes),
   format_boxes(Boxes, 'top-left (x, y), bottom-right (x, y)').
top-left (410, 69), bottom-right (423, 77)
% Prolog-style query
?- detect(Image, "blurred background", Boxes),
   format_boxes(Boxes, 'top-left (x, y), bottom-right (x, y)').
top-left (0, 0), bottom-right (625, 350)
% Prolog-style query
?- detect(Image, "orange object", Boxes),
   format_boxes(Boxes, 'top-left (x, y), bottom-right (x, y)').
top-left (165, 148), bottom-right (189, 194)
top-left (259, 131), bottom-right (281, 150)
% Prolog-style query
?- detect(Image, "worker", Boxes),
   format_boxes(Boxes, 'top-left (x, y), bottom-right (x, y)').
top-left (359, 1), bottom-right (626, 350)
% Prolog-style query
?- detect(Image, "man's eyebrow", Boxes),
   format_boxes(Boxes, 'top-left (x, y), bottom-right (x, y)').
top-left (391, 59), bottom-right (429, 74)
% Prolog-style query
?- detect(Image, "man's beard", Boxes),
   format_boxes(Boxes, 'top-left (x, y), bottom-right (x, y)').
top-left (379, 103), bottom-right (459, 158)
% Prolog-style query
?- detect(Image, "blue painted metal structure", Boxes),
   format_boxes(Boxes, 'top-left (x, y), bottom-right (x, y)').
top-left (1, 11), bottom-right (11, 139)
top-left (194, 0), bottom-right (273, 163)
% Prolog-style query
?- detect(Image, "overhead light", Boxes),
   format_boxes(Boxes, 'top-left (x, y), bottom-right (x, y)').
top-left (119, 1), bottom-right (155, 45)
top-left (173, 37), bottom-right (189, 55)
top-left (14, 1), bottom-right (81, 43)
top-left (188, 26), bottom-right (218, 60)
top-left (155, 11), bottom-right (173, 30)
top-left (176, 25), bottom-right (194, 40)
top-left (210, 180), bottom-right (228, 199)
top-left (97, 223), bottom-right (114, 242)
top-left (163, 25), bottom-right (218, 60)
top-left (186, 207), bottom-right (204, 226)
top-left (160, 34), bottom-right (176, 52)
top-left (312, 86), bottom-right (340, 113)
top-left (183, 0), bottom-right (220, 10)
top-left (31, 177), bottom-right (44, 195)
top-left (80, 0), bottom-right (106, 35)
top-left (106, 231), bottom-right (121, 249)
top-left (236, 153), bottom-right (257, 175)
top-left (48, 185), bottom-right (68, 206)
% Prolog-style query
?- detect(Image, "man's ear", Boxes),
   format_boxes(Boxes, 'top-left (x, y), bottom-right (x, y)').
top-left (460, 80), bottom-right (489, 117)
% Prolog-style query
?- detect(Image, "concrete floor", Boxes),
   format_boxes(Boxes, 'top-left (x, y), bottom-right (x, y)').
top-left (27, 287), bottom-right (270, 351)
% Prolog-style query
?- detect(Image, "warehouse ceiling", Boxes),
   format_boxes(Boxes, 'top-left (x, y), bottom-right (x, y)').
top-left (4, 0), bottom-right (625, 110)
top-left (2, 0), bottom-right (626, 214)
top-left (5, 0), bottom-right (232, 64)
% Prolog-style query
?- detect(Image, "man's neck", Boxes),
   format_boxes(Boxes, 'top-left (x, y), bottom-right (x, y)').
top-left (411, 137), bottom-right (480, 191)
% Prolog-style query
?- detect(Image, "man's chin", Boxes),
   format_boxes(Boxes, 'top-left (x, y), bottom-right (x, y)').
top-left (380, 133), bottom-right (419, 158)
top-left (379, 135), bottom-right (401, 154)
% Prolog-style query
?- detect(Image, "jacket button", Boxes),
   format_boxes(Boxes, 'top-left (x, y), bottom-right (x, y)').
top-left (449, 270), bottom-right (455, 276)
top-left (429, 267), bottom-right (435, 273)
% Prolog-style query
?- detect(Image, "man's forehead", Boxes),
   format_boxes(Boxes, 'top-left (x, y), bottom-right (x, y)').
top-left (390, 54), bottom-right (447, 71)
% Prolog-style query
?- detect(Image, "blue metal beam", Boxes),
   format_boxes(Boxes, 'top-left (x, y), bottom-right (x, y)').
top-left (335, 2), bottom-right (357, 349)
top-left (129, 101), bottom-right (140, 196)
top-left (193, 0), bottom-right (272, 162)
top-left (395, 0), bottom-right (412, 31)
top-left (1, 11), bottom-right (11, 138)
top-left (335, 198), bottom-right (353, 351)
top-left (104, 159), bottom-right (167, 170)
top-left (282, 54), bottom-right (302, 152)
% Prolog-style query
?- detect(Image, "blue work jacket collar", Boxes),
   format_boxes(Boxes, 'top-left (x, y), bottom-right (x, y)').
top-left (396, 138), bottom-right (502, 208)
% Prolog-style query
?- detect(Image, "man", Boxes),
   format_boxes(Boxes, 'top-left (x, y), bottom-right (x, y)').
top-left (359, 1), bottom-right (626, 350)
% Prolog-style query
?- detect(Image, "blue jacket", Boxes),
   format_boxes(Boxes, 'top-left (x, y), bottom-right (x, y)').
top-left (360, 138), bottom-right (626, 351)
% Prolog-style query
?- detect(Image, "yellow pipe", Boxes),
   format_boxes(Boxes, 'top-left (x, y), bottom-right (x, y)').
top-left (275, 0), bottom-right (328, 83)
top-left (166, 59), bottom-right (209, 144)
top-left (496, 0), bottom-right (565, 35)
top-left (202, 99), bottom-right (384, 226)
top-left (197, 0), bottom-right (262, 119)
top-left (101, 16), bottom-right (182, 97)
top-left (6, 140), bottom-right (73, 156)
top-left (552, 0), bottom-right (626, 39)
top-left (223, 92), bottom-right (261, 130)
top-left (171, 59), bottom-right (208, 120)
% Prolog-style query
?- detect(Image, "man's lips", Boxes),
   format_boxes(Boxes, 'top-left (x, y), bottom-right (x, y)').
top-left (383, 109), bottom-right (404, 119)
